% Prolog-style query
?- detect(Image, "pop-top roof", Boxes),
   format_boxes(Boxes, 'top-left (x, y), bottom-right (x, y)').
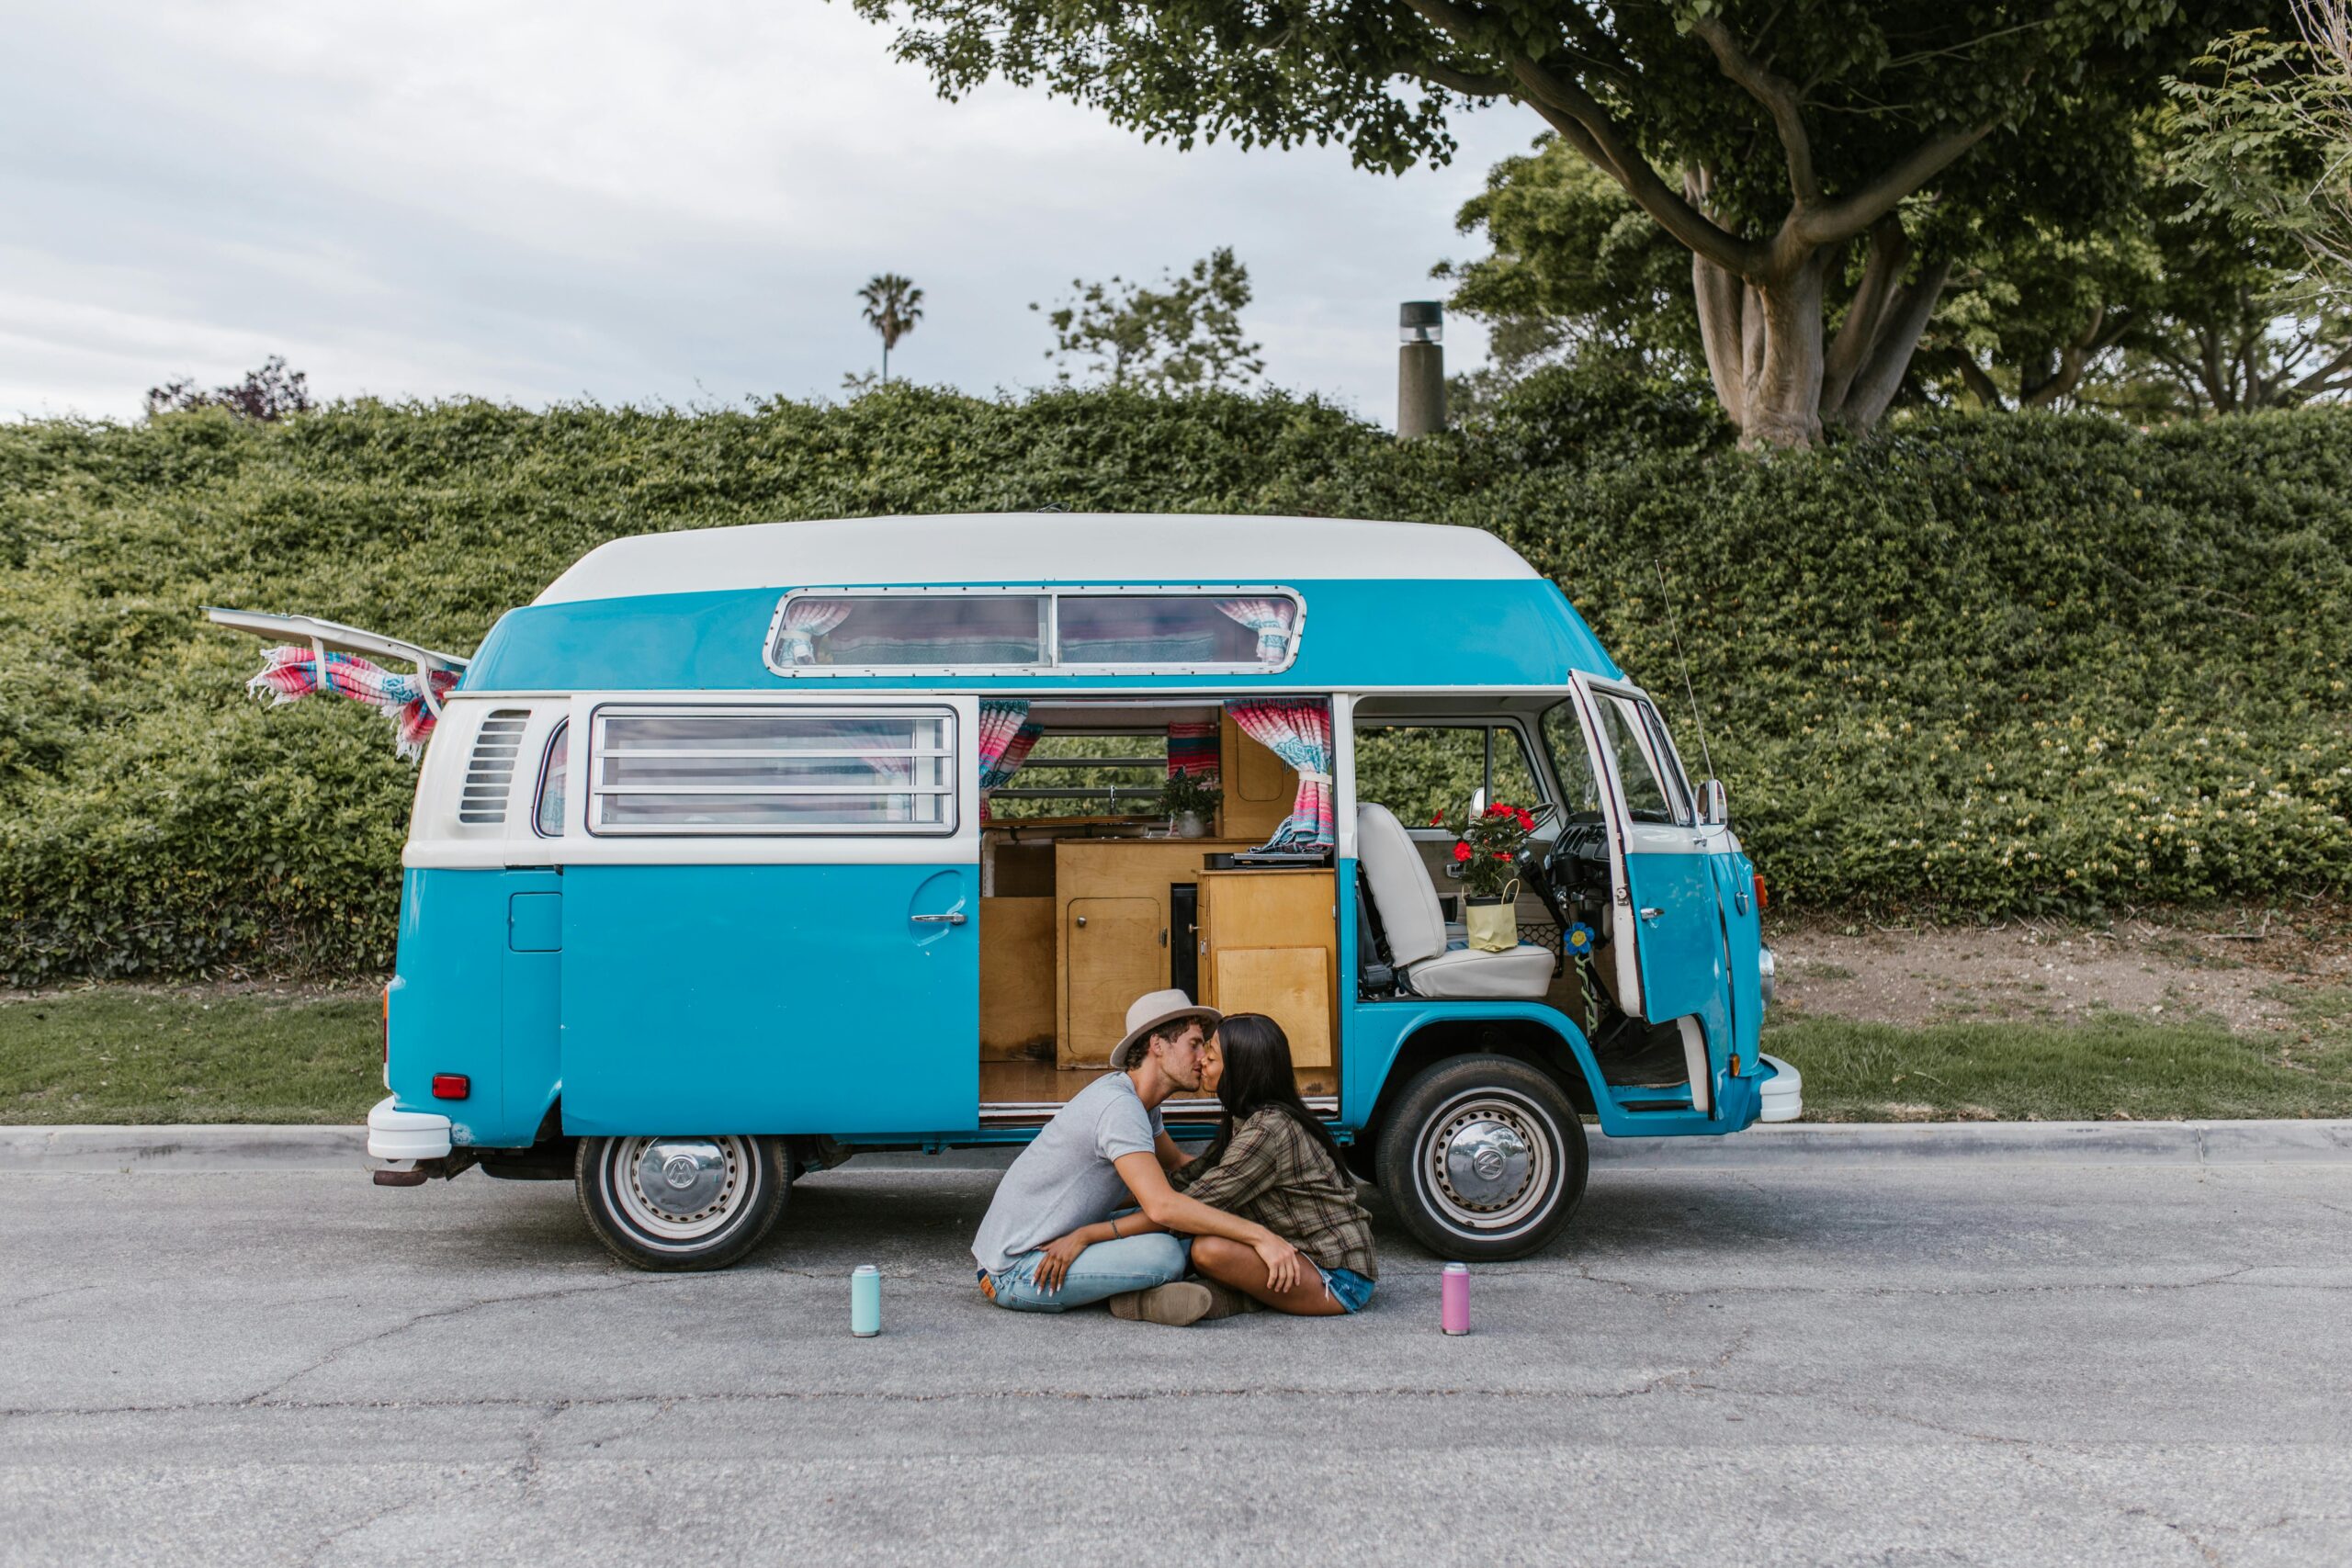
top-left (534, 513), bottom-right (1537, 605)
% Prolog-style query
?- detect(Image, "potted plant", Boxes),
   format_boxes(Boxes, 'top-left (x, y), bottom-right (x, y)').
top-left (1159, 772), bottom-right (1225, 839)
top-left (1433, 800), bottom-right (1537, 951)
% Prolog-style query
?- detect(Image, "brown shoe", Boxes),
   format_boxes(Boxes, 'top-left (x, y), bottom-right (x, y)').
top-left (1108, 1281), bottom-right (1215, 1326)
top-left (1197, 1281), bottom-right (1261, 1319)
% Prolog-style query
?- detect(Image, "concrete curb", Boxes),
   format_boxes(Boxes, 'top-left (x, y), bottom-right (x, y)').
top-left (3, 1119), bottom-right (2350, 1174)
top-left (1590, 1118), bottom-right (2352, 1168)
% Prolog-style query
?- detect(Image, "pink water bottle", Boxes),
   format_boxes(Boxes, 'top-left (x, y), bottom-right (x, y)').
top-left (1441, 1262), bottom-right (1470, 1335)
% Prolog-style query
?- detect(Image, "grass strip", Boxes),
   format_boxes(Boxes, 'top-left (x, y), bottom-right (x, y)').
top-left (1766, 997), bottom-right (2352, 1122)
top-left (0, 991), bottom-right (379, 1124)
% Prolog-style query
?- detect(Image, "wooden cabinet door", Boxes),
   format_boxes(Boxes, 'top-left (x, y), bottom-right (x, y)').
top-left (1064, 897), bottom-right (1165, 1067)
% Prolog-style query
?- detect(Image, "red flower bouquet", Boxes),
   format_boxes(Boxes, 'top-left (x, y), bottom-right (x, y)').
top-left (1433, 801), bottom-right (1536, 899)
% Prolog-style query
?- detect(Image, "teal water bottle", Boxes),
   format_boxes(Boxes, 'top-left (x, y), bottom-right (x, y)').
top-left (851, 1264), bottom-right (881, 1337)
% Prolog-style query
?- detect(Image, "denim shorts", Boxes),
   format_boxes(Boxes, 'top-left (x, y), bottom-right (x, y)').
top-left (1317, 1265), bottom-right (1376, 1314)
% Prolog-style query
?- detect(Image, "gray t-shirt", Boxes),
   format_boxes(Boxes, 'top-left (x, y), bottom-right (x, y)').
top-left (971, 1072), bottom-right (1165, 1275)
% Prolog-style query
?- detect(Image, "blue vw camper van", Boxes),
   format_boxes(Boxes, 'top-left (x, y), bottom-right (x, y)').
top-left (217, 514), bottom-right (1796, 1270)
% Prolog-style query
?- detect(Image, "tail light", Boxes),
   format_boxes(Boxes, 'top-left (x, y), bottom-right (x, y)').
top-left (1753, 873), bottom-right (1770, 911)
top-left (431, 1074), bottom-right (471, 1100)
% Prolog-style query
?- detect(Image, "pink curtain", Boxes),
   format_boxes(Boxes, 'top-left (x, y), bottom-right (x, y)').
top-left (777, 599), bottom-right (852, 664)
top-left (977, 699), bottom-right (1040, 822)
top-left (1224, 698), bottom-right (1334, 852)
top-left (1216, 598), bottom-right (1296, 662)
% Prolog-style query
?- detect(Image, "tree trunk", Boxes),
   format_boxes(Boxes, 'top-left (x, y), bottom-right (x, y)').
top-left (1835, 257), bottom-right (1951, 431)
top-left (1693, 253), bottom-right (1828, 448)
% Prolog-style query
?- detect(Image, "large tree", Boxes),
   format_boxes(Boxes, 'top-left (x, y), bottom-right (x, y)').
top-left (854, 0), bottom-right (2273, 446)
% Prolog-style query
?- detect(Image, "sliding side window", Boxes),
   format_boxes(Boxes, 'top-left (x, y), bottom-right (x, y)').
top-left (587, 707), bottom-right (956, 834)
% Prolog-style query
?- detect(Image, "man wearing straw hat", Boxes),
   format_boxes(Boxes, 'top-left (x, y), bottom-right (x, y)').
top-left (972, 988), bottom-right (1307, 1327)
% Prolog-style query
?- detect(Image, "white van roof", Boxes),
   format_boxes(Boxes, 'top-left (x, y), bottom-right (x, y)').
top-left (533, 513), bottom-right (1538, 605)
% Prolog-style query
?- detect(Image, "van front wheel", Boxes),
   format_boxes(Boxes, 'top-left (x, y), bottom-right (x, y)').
top-left (1374, 1055), bottom-right (1587, 1260)
top-left (575, 1134), bottom-right (789, 1271)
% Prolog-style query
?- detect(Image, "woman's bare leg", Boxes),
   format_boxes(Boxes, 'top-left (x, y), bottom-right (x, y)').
top-left (1191, 1235), bottom-right (1347, 1315)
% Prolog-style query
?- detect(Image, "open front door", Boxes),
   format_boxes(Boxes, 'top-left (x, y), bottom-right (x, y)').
top-left (558, 694), bottom-right (981, 1137)
top-left (1568, 675), bottom-right (1724, 1028)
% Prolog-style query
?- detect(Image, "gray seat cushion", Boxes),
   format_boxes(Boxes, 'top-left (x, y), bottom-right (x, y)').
top-left (1406, 942), bottom-right (1558, 1000)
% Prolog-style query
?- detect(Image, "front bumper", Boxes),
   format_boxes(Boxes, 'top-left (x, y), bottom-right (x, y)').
top-left (1757, 1054), bottom-right (1803, 1122)
top-left (368, 1096), bottom-right (453, 1160)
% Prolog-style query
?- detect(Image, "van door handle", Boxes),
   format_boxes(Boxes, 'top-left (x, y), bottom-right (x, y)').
top-left (1638, 907), bottom-right (1663, 921)
top-left (912, 911), bottom-right (967, 926)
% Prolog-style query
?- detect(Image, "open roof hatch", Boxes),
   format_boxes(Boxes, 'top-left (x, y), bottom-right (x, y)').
top-left (204, 607), bottom-right (469, 720)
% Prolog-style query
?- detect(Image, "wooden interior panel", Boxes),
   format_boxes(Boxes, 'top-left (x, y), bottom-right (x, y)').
top-left (989, 841), bottom-right (1057, 897)
top-left (1217, 711), bottom-right (1295, 842)
top-left (978, 897), bottom-right (1056, 1062)
top-left (1061, 897), bottom-right (1166, 1069)
top-left (1210, 946), bottom-right (1333, 1068)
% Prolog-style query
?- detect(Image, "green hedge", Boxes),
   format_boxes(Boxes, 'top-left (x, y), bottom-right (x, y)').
top-left (2, 384), bottom-right (2347, 984)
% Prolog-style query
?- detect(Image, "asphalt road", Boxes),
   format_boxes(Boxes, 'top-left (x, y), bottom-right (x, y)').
top-left (3, 1152), bottom-right (2347, 1566)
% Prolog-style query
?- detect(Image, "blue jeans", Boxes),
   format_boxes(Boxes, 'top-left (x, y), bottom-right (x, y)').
top-left (979, 1232), bottom-right (1190, 1312)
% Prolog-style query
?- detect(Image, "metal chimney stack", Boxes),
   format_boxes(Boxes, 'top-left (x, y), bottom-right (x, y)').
top-left (1397, 301), bottom-right (1446, 438)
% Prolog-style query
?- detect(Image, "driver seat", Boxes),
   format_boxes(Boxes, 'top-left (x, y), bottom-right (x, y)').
top-left (1355, 803), bottom-right (1557, 1000)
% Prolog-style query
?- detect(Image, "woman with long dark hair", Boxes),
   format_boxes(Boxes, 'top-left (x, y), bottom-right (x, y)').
top-left (1181, 1012), bottom-right (1377, 1314)
top-left (1045, 1013), bottom-right (1377, 1319)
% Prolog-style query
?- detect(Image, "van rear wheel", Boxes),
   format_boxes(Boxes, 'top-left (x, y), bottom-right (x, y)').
top-left (575, 1134), bottom-right (789, 1271)
top-left (1374, 1055), bottom-right (1587, 1260)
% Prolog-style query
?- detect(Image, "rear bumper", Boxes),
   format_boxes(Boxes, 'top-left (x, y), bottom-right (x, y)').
top-left (368, 1096), bottom-right (453, 1160)
top-left (1757, 1054), bottom-right (1803, 1122)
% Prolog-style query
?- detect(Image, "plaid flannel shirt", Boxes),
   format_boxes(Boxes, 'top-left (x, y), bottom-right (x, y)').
top-left (1171, 1107), bottom-right (1377, 1280)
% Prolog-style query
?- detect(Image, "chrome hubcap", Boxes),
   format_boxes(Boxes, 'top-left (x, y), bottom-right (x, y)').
top-left (1422, 1093), bottom-right (1557, 1235)
top-left (1444, 1118), bottom-right (1532, 1206)
top-left (614, 1136), bottom-right (743, 1239)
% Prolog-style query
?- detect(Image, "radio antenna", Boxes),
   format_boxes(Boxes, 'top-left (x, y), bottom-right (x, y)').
top-left (1653, 559), bottom-right (1717, 784)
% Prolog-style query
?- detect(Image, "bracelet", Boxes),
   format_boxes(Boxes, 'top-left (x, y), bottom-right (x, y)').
top-left (1110, 1216), bottom-right (1123, 1238)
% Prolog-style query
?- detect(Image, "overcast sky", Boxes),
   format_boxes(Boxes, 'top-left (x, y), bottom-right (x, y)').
top-left (0, 0), bottom-right (1533, 425)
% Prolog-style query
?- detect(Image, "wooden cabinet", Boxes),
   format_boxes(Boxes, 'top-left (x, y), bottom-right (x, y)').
top-left (1197, 868), bottom-right (1339, 1092)
top-left (1055, 840), bottom-right (1252, 1068)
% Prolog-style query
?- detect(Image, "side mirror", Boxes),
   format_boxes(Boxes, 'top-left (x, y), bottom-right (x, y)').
top-left (1699, 778), bottom-right (1729, 826)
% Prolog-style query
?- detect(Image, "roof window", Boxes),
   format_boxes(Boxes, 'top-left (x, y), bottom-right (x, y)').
top-left (768, 587), bottom-right (1301, 674)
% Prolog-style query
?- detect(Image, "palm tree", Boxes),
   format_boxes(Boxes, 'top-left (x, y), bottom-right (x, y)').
top-left (858, 274), bottom-right (925, 384)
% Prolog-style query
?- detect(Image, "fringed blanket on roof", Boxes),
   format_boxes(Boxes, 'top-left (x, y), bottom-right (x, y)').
top-left (247, 646), bottom-right (457, 760)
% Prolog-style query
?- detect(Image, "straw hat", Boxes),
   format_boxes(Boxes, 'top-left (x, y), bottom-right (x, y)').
top-left (1108, 988), bottom-right (1222, 1070)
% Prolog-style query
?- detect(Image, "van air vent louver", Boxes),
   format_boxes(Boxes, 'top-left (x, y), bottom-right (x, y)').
top-left (458, 710), bottom-right (530, 825)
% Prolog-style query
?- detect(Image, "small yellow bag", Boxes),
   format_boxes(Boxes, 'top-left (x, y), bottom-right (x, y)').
top-left (1464, 882), bottom-right (1519, 953)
